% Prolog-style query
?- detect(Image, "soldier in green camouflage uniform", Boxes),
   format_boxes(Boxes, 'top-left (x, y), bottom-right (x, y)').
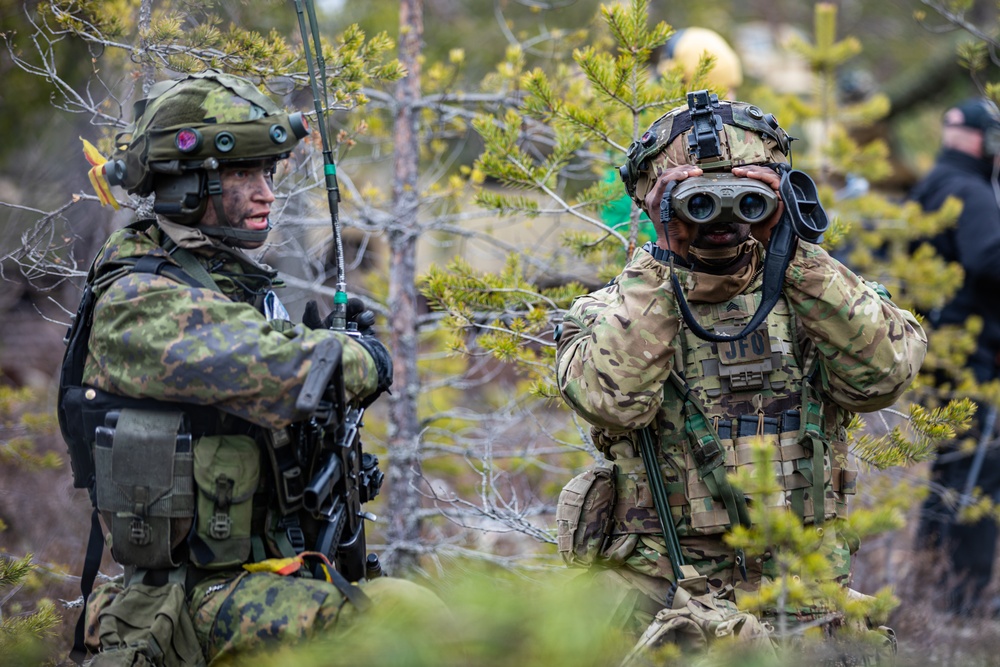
top-left (75, 71), bottom-right (444, 664)
top-left (555, 95), bottom-right (927, 635)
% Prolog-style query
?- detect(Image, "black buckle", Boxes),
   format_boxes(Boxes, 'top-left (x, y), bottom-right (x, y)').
top-left (279, 517), bottom-right (306, 554)
top-left (693, 439), bottom-right (722, 467)
top-left (282, 468), bottom-right (304, 504)
top-left (130, 517), bottom-right (151, 545)
top-left (209, 513), bottom-right (231, 540)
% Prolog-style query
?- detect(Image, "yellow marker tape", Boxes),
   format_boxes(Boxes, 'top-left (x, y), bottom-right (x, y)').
top-left (80, 138), bottom-right (120, 209)
top-left (242, 557), bottom-right (303, 576)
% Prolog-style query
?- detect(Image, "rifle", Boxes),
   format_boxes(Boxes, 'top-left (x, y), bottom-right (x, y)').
top-left (296, 337), bottom-right (384, 583)
top-left (291, 0), bottom-right (384, 584)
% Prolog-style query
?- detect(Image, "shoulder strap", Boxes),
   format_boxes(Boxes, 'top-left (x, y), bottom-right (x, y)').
top-left (122, 225), bottom-right (220, 292)
top-left (163, 242), bottom-right (222, 293)
top-left (69, 509), bottom-right (104, 665)
top-left (130, 254), bottom-right (205, 289)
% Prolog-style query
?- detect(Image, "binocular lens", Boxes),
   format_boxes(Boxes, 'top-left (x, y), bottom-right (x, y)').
top-left (671, 173), bottom-right (778, 225)
top-left (688, 194), bottom-right (716, 221)
top-left (739, 193), bottom-right (768, 221)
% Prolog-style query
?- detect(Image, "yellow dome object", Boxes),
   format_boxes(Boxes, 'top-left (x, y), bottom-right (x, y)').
top-left (660, 27), bottom-right (743, 94)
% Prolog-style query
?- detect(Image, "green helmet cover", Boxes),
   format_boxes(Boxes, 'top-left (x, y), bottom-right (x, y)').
top-left (112, 70), bottom-right (307, 197)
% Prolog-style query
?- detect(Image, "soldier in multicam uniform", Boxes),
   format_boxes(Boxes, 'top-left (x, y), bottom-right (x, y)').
top-left (71, 71), bottom-right (445, 664)
top-left (555, 94), bottom-right (927, 636)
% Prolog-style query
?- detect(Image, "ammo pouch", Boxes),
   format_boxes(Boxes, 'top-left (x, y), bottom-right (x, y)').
top-left (90, 582), bottom-right (205, 667)
top-left (556, 463), bottom-right (617, 566)
top-left (94, 410), bottom-right (195, 570)
top-left (189, 435), bottom-right (260, 569)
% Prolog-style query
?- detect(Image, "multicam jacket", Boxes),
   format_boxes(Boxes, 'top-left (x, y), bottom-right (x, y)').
top-left (556, 240), bottom-right (927, 584)
top-left (82, 220), bottom-right (377, 429)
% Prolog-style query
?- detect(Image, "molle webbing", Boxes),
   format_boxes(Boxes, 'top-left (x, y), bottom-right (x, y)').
top-left (611, 374), bottom-right (854, 536)
top-left (670, 371), bottom-right (751, 531)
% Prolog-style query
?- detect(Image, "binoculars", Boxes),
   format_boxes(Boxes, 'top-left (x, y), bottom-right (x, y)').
top-left (671, 173), bottom-right (778, 225)
top-left (664, 168), bottom-right (827, 245)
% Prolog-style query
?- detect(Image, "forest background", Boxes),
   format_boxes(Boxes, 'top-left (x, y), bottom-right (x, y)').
top-left (2, 0), bottom-right (1000, 665)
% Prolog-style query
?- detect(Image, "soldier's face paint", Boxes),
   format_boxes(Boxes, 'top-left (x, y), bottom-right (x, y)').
top-left (200, 165), bottom-right (276, 249)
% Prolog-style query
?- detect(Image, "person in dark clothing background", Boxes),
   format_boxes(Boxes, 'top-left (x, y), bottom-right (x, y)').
top-left (912, 96), bottom-right (1000, 616)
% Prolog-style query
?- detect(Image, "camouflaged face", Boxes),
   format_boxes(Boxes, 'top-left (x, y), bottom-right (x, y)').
top-left (82, 224), bottom-right (377, 430)
top-left (633, 125), bottom-right (789, 207)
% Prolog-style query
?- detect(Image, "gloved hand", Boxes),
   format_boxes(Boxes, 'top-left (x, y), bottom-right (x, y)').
top-left (354, 335), bottom-right (393, 408)
top-left (303, 297), bottom-right (377, 334)
top-left (303, 298), bottom-right (392, 406)
top-left (346, 298), bottom-right (376, 336)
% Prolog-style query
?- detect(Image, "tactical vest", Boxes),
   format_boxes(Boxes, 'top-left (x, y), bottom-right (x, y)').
top-left (59, 222), bottom-right (309, 574)
top-left (610, 287), bottom-right (857, 538)
top-left (61, 222), bottom-right (370, 664)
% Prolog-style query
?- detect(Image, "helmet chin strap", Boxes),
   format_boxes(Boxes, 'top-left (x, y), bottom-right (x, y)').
top-left (197, 163), bottom-right (271, 246)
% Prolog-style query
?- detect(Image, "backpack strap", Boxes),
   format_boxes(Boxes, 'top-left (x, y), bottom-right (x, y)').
top-left (159, 235), bottom-right (222, 292)
top-left (69, 509), bottom-right (105, 665)
top-left (131, 253), bottom-right (215, 291)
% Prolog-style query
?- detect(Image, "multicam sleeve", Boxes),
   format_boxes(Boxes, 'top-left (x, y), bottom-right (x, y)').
top-left (784, 241), bottom-right (927, 411)
top-left (556, 250), bottom-right (682, 433)
top-left (84, 272), bottom-right (377, 429)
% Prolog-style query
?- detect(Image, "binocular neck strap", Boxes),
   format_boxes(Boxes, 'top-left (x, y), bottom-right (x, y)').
top-left (669, 213), bottom-right (796, 343)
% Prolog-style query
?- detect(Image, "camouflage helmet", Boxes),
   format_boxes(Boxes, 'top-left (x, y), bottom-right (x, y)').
top-left (620, 91), bottom-right (792, 207)
top-left (107, 70), bottom-right (309, 240)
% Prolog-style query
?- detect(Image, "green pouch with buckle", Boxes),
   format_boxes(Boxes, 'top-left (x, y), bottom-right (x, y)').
top-left (191, 435), bottom-right (259, 568)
